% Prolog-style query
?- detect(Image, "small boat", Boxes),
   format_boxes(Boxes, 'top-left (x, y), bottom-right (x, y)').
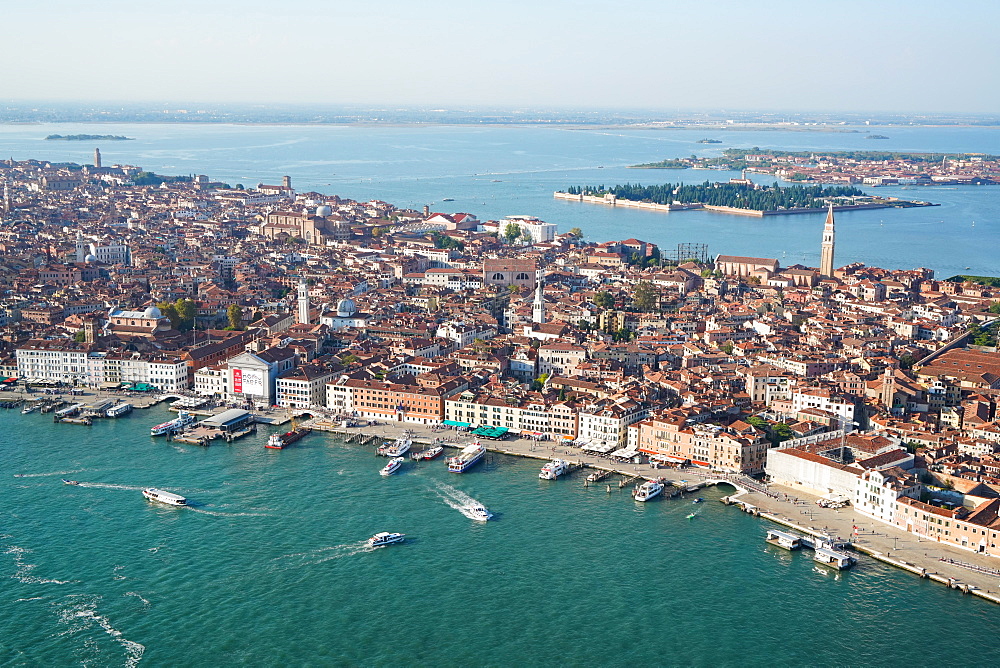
top-left (368, 532), bottom-right (405, 547)
top-left (693, 498), bottom-right (703, 504)
top-left (469, 505), bottom-right (493, 522)
top-left (21, 403), bottom-right (37, 415)
top-left (380, 457), bottom-right (404, 476)
top-left (633, 479), bottom-right (665, 502)
top-left (442, 197), bottom-right (455, 202)
top-left (686, 512), bottom-right (697, 520)
top-left (62, 479), bottom-right (79, 485)
top-left (421, 445), bottom-right (444, 460)
top-left (142, 488), bottom-right (187, 506)
top-left (539, 459), bottom-right (570, 480)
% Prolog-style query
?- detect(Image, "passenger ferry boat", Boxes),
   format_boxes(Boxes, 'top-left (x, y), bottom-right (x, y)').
top-left (105, 402), bottom-right (133, 418)
top-left (633, 478), bottom-right (665, 502)
top-left (266, 427), bottom-right (312, 449)
top-left (447, 442), bottom-right (486, 473)
top-left (539, 459), bottom-right (570, 480)
top-left (469, 504), bottom-right (493, 522)
top-left (380, 457), bottom-right (405, 476)
top-left (150, 411), bottom-right (195, 436)
top-left (142, 488), bottom-right (187, 506)
top-left (368, 532), bottom-right (405, 547)
top-left (383, 437), bottom-right (411, 458)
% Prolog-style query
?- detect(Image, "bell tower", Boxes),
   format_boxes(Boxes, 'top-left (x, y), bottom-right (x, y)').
top-left (820, 203), bottom-right (835, 278)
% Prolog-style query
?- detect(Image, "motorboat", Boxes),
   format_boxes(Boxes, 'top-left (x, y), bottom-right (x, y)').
top-left (368, 532), bottom-right (405, 547)
top-left (693, 497), bottom-right (703, 504)
top-left (150, 411), bottom-right (195, 436)
top-left (21, 403), bottom-right (37, 415)
top-left (62, 479), bottom-right (79, 485)
top-left (380, 457), bottom-right (404, 476)
top-left (447, 442), bottom-right (486, 473)
top-left (633, 478), bottom-right (665, 502)
top-left (421, 445), bottom-right (444, 460)
top-left (142, 488), bottom-right (187, 506)
top-left (539, 459), bottom-right (570, 480)
top-left (469, 505), bottom-right (493, 522)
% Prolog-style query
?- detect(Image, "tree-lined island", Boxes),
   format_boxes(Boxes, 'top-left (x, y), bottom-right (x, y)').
top-left (630, 148), bottom-right (1000, 185)
top-left (555, 179), bottom-right (936, 216)
top-left (44, 134), bottom-right (134, 141)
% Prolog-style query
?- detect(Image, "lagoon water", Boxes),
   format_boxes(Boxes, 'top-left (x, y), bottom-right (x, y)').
top-left (3, 408), bottom-right (1000, 666)
top-left (2, 123), bottom-right (1000, 278)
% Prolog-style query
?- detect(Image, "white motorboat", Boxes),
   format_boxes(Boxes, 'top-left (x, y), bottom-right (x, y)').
top-left (380, 457), bottom-right (404, 476)
top-left (447, 442), bottom-right (486, 473)
top-left (633, 478), bottom-right (665, 502)
top-left (150, 411), bottom-right (195, 436)
top-left (368, 532), bottom-right (405, 547)
top-left (469, 505), bottom-right (493, 522)
top-left (539, 459), bottom-right (570, 480)
top-left (21, 402), bottom-right (38, 415)
top-left (142, 488), bottom-right (187, 506)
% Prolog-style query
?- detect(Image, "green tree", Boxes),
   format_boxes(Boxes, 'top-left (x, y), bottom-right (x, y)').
top-left (73, 329), bottom-right (87, 343)
top-left (175, 298), bottom-right (196, 331)
top-left (720, 341), bottom-right (734, 355)
top-left (504, 223), bottom-right (521, 244)
top-left (340, 353), bottom-right (360, 365)
top-left (157, 301), bottom-right (181, 329)
top-left (990, 302), bottom-right (1000, 314)
top-left (226, 304), bottom-right (244, 330)
top-left (632, 281), bottom-right (658, 312)
top-left (594, 291), bottom-right (615, 309)
top-left (567, 227), bottom-right (584, 240)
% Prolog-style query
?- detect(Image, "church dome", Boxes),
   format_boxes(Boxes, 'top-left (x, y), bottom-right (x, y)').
top-left (143, 305), bottom-right (162, 319)
top-left (85, 254), bottom-right (98, 263)
top-left (336, 298), bottom-right (357, 318)
top-left (315, 205), bottom-right (332, 217)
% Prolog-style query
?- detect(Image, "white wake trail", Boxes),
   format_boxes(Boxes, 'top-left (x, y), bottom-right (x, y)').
top-left (431, 481), bottom-right (487, 520)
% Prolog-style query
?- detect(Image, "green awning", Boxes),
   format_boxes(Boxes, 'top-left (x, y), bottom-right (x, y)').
top-left (472, 425), bottom-right (509, 439)
top-left (443, 420), bottom-right (471, 427)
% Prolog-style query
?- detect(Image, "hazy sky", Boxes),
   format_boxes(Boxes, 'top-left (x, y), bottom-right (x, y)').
top-left (5, 0), bottom-right (998, 113)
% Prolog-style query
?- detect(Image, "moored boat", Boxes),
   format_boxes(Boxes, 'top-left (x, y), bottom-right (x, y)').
top-left (142, 488), bottom-right (187, 506)
top-left (383, 437), bottom-right (411, 458)
top-left (266, 427), bottom-right (312, 449)
top-left (380, 457), bottom-right (405, 476)
top-left (368, 532), bottom-right (405, 547)
top-left (633, 478), bottom-right (665, 502)
top-left (150, 411), bottom-right (195, 436)
top-left (447, 442), bottom-right (486, 473)
top-left (539, 459), bottom-right (570, 480)
top-left (106, 402), bottom-right (133, 418)
top-left (421, 445), bottom-right (444, 460)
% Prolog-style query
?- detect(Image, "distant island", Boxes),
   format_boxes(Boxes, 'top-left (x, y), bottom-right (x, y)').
top-left (866, 134), bottom-right (890, 139)
top-left (628, 147), bottom-right (1000, 185)
top-left (556, 180), bottom-right (936, 216)
top-left (45, 134), bottom-right (134, 141)
top-left (697, 138), bottom-right (723, 144)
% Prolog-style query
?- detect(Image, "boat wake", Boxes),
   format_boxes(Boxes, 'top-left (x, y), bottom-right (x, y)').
top-left (124, 591), bottom-right (151, 607)
top-left (13, 469), bottom-right (86, 479)
top-left (76, 482), bottom-right (146, 491)
top-left (273, 541), bottom-right (373, 567)
top-left (113, 564), bottom-right (127, 581)
top-left (4, 545), bottom-right (77, 585)
top-left (430, 481), bottom-right (487, 521)
top-left (54, 595), bottom-right (146, 668)
top-left (184, 507), bottom-right (270, 518)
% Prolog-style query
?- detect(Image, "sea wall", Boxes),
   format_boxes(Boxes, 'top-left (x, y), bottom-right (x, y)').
top-left (554, 191), bottom-right (905, 217)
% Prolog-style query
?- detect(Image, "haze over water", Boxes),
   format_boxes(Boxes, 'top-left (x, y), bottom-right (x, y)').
top-left (3, 123), bottom-right (999, 278)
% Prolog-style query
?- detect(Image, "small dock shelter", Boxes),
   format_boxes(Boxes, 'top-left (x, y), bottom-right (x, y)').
top-left (765, 529), bottom-right (802, 550)
top-left (200, 409), bottom-right (254, 434)
top-left (813, 545), bottom-right (856, 570)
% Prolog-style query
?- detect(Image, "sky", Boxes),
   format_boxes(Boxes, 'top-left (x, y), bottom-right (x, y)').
top-left (4, 0), bottom-right (999, 114)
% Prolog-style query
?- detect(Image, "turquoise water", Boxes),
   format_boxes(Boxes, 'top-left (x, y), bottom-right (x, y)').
top-left (3, 407), bottom-right (1000, 666)
top-left (2, 123), bottom-right (1000, 277)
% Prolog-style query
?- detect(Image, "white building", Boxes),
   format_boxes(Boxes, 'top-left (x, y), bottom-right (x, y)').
top-left (276, 365), bottom-right (336, 409)
top-left (493, 216), bottom-right (558, 244)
